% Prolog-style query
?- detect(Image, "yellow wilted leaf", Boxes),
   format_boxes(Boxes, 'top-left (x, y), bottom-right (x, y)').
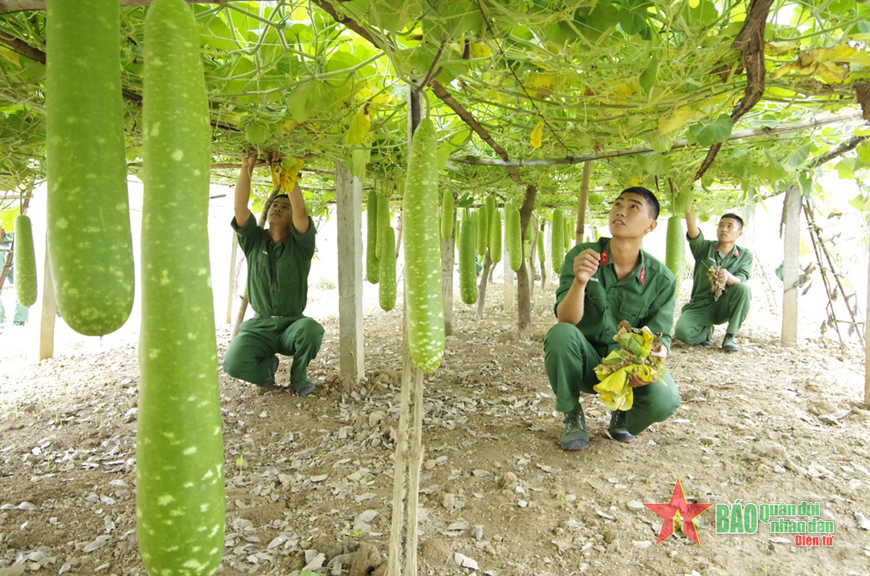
top-left (270, 167), bottom-right (280, 190)
top-left (283, 119), bottom-right (299, 132)
top-left (0, 46), bottom-right (19, 65)
top-left (471, 42), bottom-right (491, 58)
top-left (770, 61), bottom-right (811, 79)
top-left (280, 157), bottom-right (305, 191)
top-left (530, 119), bottom-right (544, 149)
top-left (806, 44), bottom-right (870, 66)
top-left (595, 368), bottom-right (628, 393)
top-left (528, 72), bottom-right (555, 98)
top-left (815, 61), bottom-right (849, 83)
top-left (765, 41), bottom-right (799, 57)
top-left (344, 105), bottom-right (371, 146)
top-left (658, 106), bottom-right (705, 134)
top-left (370, 91), bottom-right (394, 105)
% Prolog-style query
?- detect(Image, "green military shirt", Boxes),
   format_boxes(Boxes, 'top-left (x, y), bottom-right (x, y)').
top-left (554, 237), bottom-right (677, 354)
top-left (231, 214), bottom-right (316, 319)
top-left (686, 230), bottom-right (753, 303)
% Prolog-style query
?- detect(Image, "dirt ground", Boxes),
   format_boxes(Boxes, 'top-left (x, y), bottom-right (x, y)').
top-left (1, 277), bottom-right (870, 576)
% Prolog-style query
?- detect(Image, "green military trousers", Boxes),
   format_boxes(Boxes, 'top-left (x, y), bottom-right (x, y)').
top-left (674, 282), bottom-right (751, 344)
top-left (0, 297), bottom-right (28, 325)
top-left (543, 322), bottom-right (681, 436)
top-left (223, 315), bottom-right (324, 387)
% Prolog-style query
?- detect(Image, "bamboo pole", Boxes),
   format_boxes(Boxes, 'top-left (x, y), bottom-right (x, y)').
top-left (451, 112), bottom-right (863, 168)
top-left (386, 86), bottom-right (424, 576)
top-left (39, 237), bottom-right (55, 360)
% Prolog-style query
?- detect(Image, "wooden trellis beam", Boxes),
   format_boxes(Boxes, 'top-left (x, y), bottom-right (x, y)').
top-left (451, 112), bottom-right (863, 167)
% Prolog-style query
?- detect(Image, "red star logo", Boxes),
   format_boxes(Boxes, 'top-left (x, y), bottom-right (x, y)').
top-left (644, 479), bottom-right (713, 545)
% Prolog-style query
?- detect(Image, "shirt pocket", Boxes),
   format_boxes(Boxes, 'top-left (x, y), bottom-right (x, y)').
top-left (617, 298), bottom-right (649, 324)
top-left (584, 284), bottom-right (606, 317)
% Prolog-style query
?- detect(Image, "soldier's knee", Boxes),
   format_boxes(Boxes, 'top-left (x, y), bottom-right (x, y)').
top-left (544, 322), bottom-right (580, 356)
top-left (297, 318), bottom-right (325, 346)
top-left (646, 388), bottom-right (681, 423)
top-left (731, 282), bottom-right (751, 300)
top-left (222, 350), bottom-right (244, 379)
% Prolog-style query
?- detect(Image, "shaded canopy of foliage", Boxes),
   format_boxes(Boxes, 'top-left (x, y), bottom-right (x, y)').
top-left (0, 0), bottom-right (869, 226)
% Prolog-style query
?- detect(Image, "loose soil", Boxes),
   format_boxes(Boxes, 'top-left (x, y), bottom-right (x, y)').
top-left (1, 281), bottom-right (870, 576)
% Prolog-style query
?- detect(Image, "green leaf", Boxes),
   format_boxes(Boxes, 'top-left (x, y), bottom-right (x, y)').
top-left (369, 0), bottom-right (420, 33)
top-left (200, 15), bottom-right (236, 51)
top-left (848, 193), bottom-right (870, 211)
top-left (638, 153), bottom-right (672, 176)
top-left (456, 193), bottom-right (475, 208)
top-left (799, 172), bottom-right (813, 196)
top-left (857, 141), bottom-right (870, 165)
top-left (639, 57), bottom-right (659, 94)
top-left (424, 1), bottom-right (485, 43)
top-left (785, 143), bottom-right (812, 169)
top-left (618, 7), bottom-right (648, 36)
top-left (835, 157), bottom-right (856, 179)
top-left (643, 131), bottom-right (677, 154)
top-left (688, 114), bottom-right (733, 147)
top-left (687, 0), bottom-right (719, 28)
top-left (436, 141), bottom-right (453, 170)
top-left (353, 146), bottom-right (371, 180)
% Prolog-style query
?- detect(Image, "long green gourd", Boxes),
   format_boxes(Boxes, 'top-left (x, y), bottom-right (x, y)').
top-left (13, 214), bottom-right (37, 307)
top-left (484, 196), bottom-right (495, 251)
top-left (475, 207), bottom-right (487, 257)
top-left (665, 215), bottom-right (685, 285)
top-left (379, 225), bottom-right (397, 311)
top-left (552, 210), bottom-right (564, 272)
top-left (564, 212), bottom-right (573, 250)
top-left (489, 207), bottom-right (502, 264)
top-left (458, 208), bottom-right (477, 304)
top-left (45, 0), bottom-right (134, 336)
top-left (537, 219), bottom-right (546, 264)
top-left (377, 193), bottom-right (390, 258)
top-left (507, 204), bottom-right (522, 271)
top-left (138, 1), bottom-right (224, 574)
top-left (441, 189), bottom-right (454, 240)
top-left (403, 117), bottom-right (444, 373)
top-left (366, 189), bottom-right (380, 283)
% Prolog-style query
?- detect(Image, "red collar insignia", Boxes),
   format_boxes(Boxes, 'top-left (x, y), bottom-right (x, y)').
top-left (639, 267), bottom-right (646, 285)
top-left (599, 250), bottom-right (609, 266)
top-left (734, 247), bottom-right (740, 257)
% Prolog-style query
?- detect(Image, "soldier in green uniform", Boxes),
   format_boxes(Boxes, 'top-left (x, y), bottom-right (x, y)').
top-left (222, 155), bottom-right (324, 395)
top-left (674, 204), bottom-right (752, 352)
top-left (544, 187), bottom-right (681, 451)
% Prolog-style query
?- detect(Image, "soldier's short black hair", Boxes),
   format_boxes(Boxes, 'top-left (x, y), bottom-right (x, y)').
top-left (618, 186), bottom-right (660, 220)
top-left (720, 213), bottom-right (744, 229)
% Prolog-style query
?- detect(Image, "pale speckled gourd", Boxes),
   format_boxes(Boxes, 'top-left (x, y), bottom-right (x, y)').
top-left (137, 0), bottom-right (225, 574)
top-left (45, 0), bottom-right (134, 336)
top-left (402, 117), bottom-right (444, 373)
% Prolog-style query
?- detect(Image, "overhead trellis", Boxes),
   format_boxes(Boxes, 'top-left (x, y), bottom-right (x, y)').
top-left (0, 0), bottom-right (867, 218)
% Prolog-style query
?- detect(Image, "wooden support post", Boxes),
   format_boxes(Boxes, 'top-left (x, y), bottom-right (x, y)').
top-left (503, 242), bottom-right (513, 313)
top-left (540, 220), bottom-right (550, 293)
top-left (225, 234), bottom-right (238, 325)
top-left (39, 241), bottom-right (55, 360)
top-left (441, 230), bottom-right (455, 337)
top-left (387, 85), bottom-right (425, 576)
top-left (865, 220), bottom-right (870, 406)
top-left (782, 184), bottom-right (800, 346)
top-left (335, 160), bottom-right (365, 385)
